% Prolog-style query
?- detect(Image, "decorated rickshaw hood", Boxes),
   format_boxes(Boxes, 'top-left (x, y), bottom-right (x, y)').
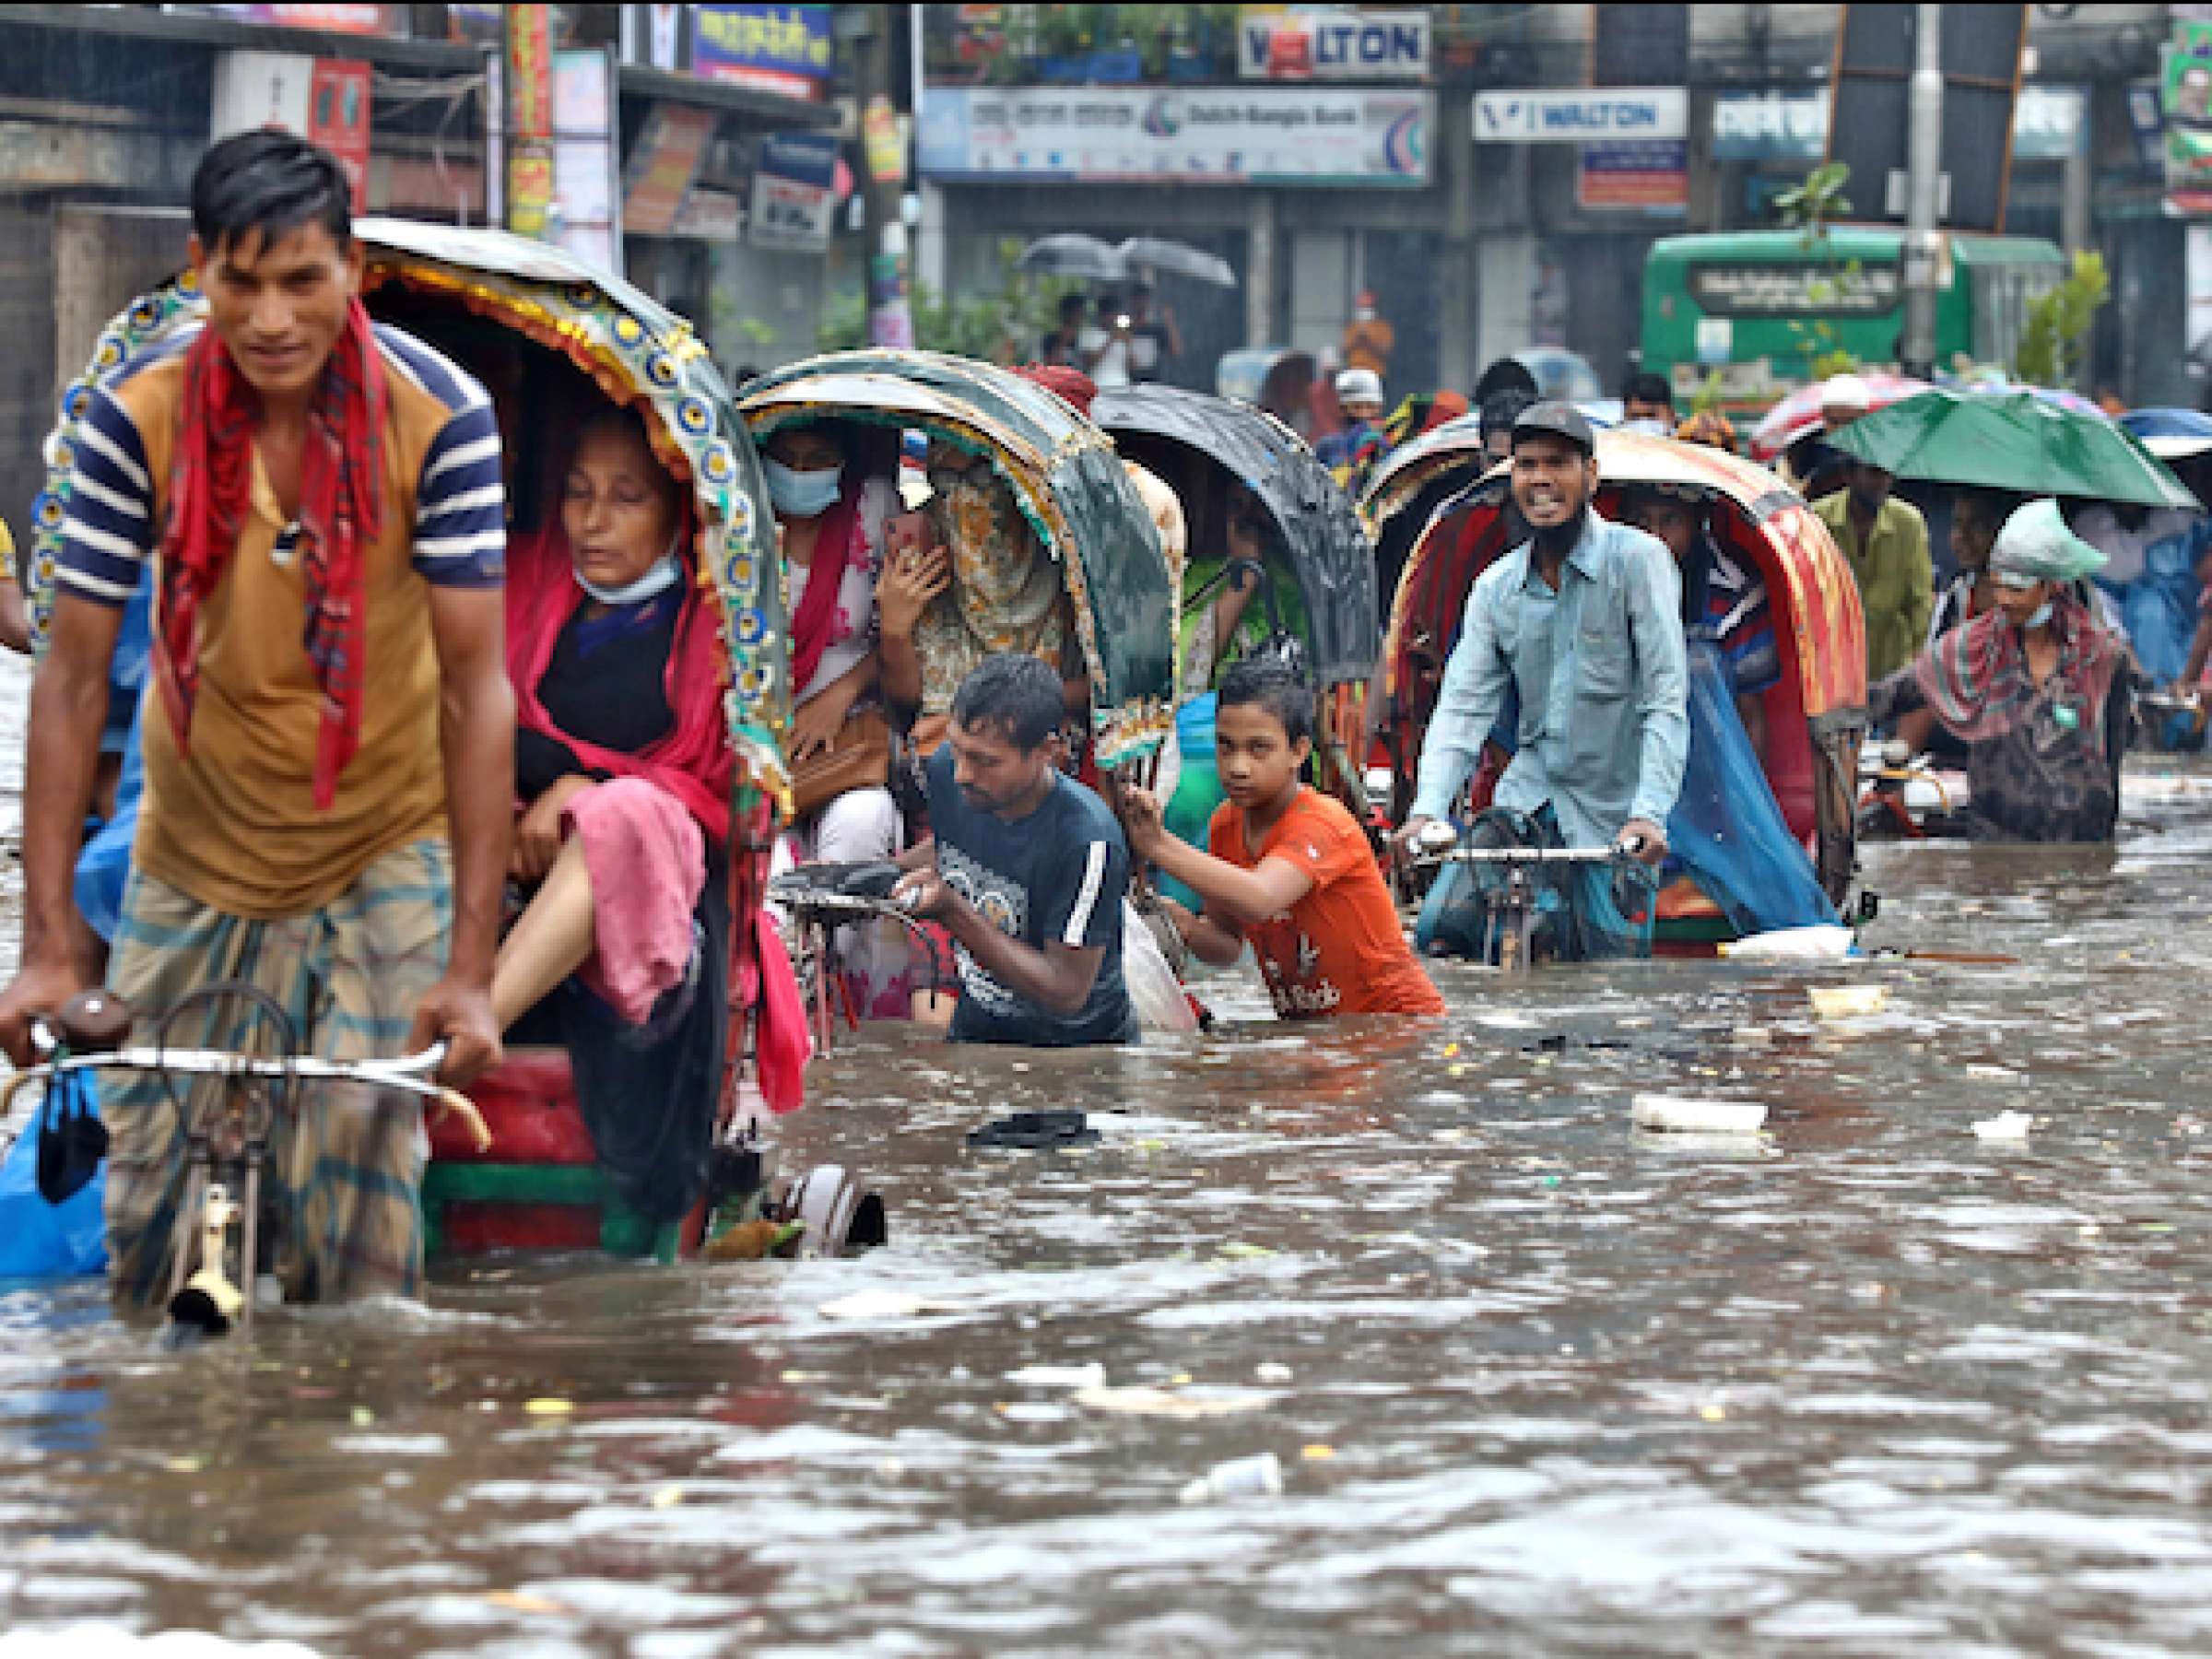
top-left (739, 349), bottom-right (1177, 763)
top-left (28, 217), bottom-right (790, 814)
top-left (1092, 384), bottom-right (1378, 690)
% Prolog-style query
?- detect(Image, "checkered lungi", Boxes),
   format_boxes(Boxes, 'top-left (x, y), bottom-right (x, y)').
top-left (101, 839), bottom-right (452, 1307)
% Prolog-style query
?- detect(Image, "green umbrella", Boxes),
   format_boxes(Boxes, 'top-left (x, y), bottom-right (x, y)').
top-left (1824, 389), bottom-right (2201, 511)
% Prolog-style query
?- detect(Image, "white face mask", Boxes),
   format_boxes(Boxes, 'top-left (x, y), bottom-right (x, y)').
top-left (575, 529), bottom-right (686, 607)
top-left (2025, 598), bottom-right (2054, 629)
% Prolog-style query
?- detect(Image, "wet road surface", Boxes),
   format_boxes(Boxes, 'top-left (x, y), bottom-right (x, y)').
top-left (6, 662), bottom-right (2212, 1653)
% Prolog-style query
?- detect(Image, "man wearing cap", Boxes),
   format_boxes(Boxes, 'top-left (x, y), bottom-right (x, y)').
top-left (1316, 368), bottom-right (1388, 496)
top-left (1814, 451), bottom-right (1932, 683)
top-left (1396, 403), bottom-right (1688, 959)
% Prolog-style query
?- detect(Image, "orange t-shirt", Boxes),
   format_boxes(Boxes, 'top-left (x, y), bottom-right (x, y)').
top-left (1206, 786), bottom-right (1443, 1018)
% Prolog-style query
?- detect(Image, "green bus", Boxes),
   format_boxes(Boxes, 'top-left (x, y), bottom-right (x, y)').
top-left (1641, 228), bottom-right (2067, 412)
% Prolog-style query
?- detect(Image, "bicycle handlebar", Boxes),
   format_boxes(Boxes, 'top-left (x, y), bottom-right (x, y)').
top-left (1, 1036), bottom-right (491, 1153)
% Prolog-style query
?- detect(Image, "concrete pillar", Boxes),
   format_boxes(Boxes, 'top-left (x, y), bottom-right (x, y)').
top-left (1246, 191), bottom-right (1278, 347)
top-left (917, 180), bottom-right (948, 296)
top-left (1475, 233), bottom-right (1538, 372)
top-left (2060, 145), bottom-right (2090, 259)
top-left (1439, 87), bottom-right (1477, 394)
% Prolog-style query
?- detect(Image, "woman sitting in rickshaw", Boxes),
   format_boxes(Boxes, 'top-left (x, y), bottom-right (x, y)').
top-left (1870, 499), bottom-right (2136, 842)
top-left (763, 418), bottom-right (902, 864)
top-left (1179, 481), bottom-right (1310, 692)
top-left (490, 405), bottom-right (734, 1216)
top-left (879, 394), bottom-right (1090, 753)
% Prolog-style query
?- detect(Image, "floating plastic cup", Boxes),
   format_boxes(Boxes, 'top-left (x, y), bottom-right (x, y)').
top-left (1179, 1451), bottom-right (1285, 1504)
top-left (1631, 1094), bottom-right (1768, 1135)
top-left (1807, 984), bottom-right (1888, 1019)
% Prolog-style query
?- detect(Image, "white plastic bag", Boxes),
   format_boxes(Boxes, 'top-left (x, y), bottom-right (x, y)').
top-left (1123, 899), bottom-right (1199, 1034)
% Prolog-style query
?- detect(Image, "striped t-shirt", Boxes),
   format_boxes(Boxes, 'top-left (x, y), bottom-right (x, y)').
top-left (56, 321), bottom-right (506, 918)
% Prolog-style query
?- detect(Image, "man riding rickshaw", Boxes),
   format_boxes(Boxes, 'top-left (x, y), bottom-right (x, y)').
top-left (1369, 406), bottom-right (1868, 960)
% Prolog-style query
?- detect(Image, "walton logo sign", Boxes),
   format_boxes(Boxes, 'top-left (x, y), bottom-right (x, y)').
top-left (1474, 88), bottom-right (1688, 143)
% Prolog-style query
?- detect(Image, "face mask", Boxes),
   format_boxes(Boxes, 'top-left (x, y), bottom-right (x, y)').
top-left (576, 542), bottom-right (683, 607)
top-left (2025, 599), bottom-right (2053, 629)
top-left (764, 457), bottom-right (844, 520)
top-left (1623, 418), bottom-right (1672, 437)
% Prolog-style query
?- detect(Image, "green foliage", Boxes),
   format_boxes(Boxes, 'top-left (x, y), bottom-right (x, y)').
top-left (817, 241), bottom-right (1077, 362)
top-left (2012, 251), bottom-right (2110, 390)
top-left (1769, 162), bottom-right (1866, 379)
top-left (952, 4), bottom-right (1243, 85)
top-left (1773, 161), bottom-right (1853, 247)
top-left (1689, 371), bottom-right (1728, 415)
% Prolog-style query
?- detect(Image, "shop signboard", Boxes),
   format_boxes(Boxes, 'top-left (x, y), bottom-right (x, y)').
top-left (1473, 88), bottom-right (1686, 144)
top-left (1577, 140), bottom-right (1686, 211)
top-left (623, 105), bottom-right (719, 238)
top-left (750, 132), bottom-right (838, 252)
top-left (175, 3), bottom-right (406, 35)
top-left (917, 86), bottom-right (1432, 186)
top-left (2165, 19), bottom-right (2212, 210)
top-left (1712, 84), bottom-right (2087, 165)
top-left (1237, 7), bottom-right (1430, 82)
top-left (691, 5), bottom-right (833, 101)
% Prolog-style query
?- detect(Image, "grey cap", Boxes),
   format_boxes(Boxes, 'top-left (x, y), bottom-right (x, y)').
top-left (1512, 400), bottom-right (1594, 454)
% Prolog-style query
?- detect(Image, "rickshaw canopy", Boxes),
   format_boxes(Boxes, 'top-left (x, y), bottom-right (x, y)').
top-left (1092, 384), bottom-right (1377, 690)
top-left (739, 349), bottom-right (1178, 761)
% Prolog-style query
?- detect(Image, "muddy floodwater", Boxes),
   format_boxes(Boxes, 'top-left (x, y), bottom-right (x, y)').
top-left (7, 641), bottom-right (2212, 1654)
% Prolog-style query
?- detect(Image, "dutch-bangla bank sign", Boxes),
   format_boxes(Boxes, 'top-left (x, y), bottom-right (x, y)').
top-left (1474, 88), bottom-right (1688, 143)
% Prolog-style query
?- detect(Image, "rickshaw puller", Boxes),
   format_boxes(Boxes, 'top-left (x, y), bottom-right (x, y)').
top-left (1394, 403), bottom-right (1688, 961)
top-left (0, 133), bottom-right (512, 1307)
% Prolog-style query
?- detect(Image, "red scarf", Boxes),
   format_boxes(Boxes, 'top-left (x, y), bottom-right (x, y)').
top-left (156, 299), bottom-right (385, 809)
top-left (505, 523), bottom-right (733, 844)
top-left (786, 484), bottom-right (864, 696)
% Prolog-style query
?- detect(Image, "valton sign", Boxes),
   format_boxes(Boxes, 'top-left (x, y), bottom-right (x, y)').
top-left (1474, 88), bottom-right (1688, 143)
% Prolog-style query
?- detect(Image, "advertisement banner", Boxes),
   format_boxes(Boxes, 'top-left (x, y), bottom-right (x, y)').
top-left (751, 132), bottom-right (839, 251)
top-left (1474, 88), bottom-right (1687, 144)
top-left (307, 59), bottom-right (371, 213)
top-left (691, 5), bottom-right (833, 101)
top-left (177, 3), bottom-right (406, 35)
top-left (1712, 85), bottom-right (2086, 165)
top-left (917, 87), bottom-right (1432, 186)
top-left (2165, 21), bottom-right (2212, 206)
top-left (1237, 7), bottom-right (1430, 82)
top-left (864, 95), bottom-right (907, 185)
top-left (505, 5), bottom-right (554, 237)
top-left (623, 105), bottom-right (719, 238)
top-left (1576, 139), bottom-right (1687, 211)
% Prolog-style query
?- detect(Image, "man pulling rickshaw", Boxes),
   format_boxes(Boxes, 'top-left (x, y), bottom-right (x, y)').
top-left (0, 133), bottom-right (512, 1307)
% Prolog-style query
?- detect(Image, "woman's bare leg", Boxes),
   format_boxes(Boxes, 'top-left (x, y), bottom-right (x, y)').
top-left (491, 836), bottom-right (598, 1030)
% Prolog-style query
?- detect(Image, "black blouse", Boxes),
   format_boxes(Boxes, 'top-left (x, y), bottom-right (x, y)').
top-left (516, 586), bottom-right (682, 800)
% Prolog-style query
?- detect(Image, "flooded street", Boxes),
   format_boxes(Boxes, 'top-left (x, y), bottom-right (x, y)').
top-left (8, 670), bottom-right (2212, 1653)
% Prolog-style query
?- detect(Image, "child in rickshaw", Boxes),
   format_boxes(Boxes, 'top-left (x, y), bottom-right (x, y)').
top-left (490, 406), bottom-right (734, 1218)
top-left (1115, 658), bottom-right (1443, 1019)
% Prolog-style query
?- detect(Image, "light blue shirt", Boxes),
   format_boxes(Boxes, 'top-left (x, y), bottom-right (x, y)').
top-left (1411, 512), bottom-right (1690, 847)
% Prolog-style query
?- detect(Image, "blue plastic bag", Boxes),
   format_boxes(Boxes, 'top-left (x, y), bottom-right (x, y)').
top-left (0, 1076), bottom-right (109, 1281)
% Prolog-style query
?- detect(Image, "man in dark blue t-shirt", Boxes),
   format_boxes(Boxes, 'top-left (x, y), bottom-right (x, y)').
top-left (894, 653), bottom-right (1139, 1047)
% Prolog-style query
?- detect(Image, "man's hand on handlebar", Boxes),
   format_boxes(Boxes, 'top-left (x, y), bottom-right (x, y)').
top-left (1392, 814), bottom-right (1458, 867)
top-left (408, 975), bottom-right (502, 1088)
top-left (1616, 817), bottom-right (1668, 867)
top-left (0, 962), bottom-right (93, 1069)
